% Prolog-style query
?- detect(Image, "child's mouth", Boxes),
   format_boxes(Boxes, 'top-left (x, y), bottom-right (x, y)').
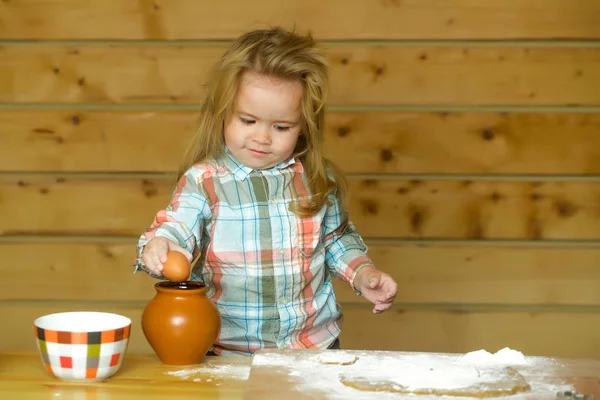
top-left (249, 149), bottom-right (268, 155)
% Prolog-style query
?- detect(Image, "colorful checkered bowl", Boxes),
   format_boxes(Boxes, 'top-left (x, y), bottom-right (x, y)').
top-left (34, 311), bottom-right (132, 382)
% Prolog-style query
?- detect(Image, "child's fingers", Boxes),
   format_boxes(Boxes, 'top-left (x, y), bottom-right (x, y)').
top-left (152, 252), bottom-right (165, 274)
top-left (373, 302), bottom-right (392, 314)
top-left (143, 239), bottom-right (169, 275)
top-left (376, 281), bottom-right (397, 303)
top-left (379, 293), bottom-right (395, 304)
top-left (141, 251), bottom-right (153, 272)
top-left (377, 294), bottom-right (395, 304)
top-left (372, 279), bottom-right (397, 313)
top-left (152, 238), bottom-right (169, 263)
top-left (145, 252), bottom-right (163, 275)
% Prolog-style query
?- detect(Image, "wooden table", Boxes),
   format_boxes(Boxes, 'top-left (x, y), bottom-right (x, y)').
top-left (0, 351), bottom-right (251, 399)
top-left (245, 349), bottom-right (600, 400)
top-left (2, 350), bottom-right (600, 399)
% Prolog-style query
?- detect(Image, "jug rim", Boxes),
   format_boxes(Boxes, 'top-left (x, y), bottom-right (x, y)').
top-left (154, 281), bottom-right (207, 291)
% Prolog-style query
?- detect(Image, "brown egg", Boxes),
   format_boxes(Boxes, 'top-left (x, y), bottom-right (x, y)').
top-left (162, 251), bottom-right (191, 283)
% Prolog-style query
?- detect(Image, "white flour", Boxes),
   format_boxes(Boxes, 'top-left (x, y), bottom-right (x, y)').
top-left (316, 352), bottom-right (359, 365)
top-left (251, 349), bottom-right (575, 399)
top-left (457, 347), bottom-right (528, 366)
top-left (165, 362), bottom-right (250, 381)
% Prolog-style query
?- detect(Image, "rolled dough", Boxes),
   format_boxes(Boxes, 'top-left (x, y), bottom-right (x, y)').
top-left (339, 366), bottom-right (531, 398)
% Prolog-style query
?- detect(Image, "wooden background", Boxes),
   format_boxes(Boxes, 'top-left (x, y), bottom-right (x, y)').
top-left (2, 1), bottom-right (600, 359)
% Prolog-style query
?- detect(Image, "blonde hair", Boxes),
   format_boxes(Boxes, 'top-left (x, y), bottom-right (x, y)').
top-left (178, 27), bottom-right (347, 216)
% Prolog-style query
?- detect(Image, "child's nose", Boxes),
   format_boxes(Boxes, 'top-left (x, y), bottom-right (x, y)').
top-left (252, 128), bottom-right (271, 144)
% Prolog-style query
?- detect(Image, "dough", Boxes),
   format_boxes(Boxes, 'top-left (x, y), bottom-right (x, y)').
top-left (339, 366), bottom-right (531, 398)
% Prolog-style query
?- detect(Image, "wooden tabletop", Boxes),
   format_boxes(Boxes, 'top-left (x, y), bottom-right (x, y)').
top-left (2, 350), bottom-right (600, 399)
top-left (245, 349), bottom-right (600, 400)
top-left (0, 351), bottom-right (251, 399)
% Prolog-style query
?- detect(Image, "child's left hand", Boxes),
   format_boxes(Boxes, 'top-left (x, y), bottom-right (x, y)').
top-left (354, 266), bottom-right (398, 314)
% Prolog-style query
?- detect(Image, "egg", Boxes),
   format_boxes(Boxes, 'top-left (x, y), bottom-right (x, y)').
top-left (162, 251), bottom-right (191, 282)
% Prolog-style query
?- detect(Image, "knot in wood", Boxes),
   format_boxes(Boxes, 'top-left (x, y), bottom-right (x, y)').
top-left (482, 129), bottom-right (495, 141)
top-left (380, 149), bottom-right (393, 162)
top-left (337, 127), bottom-right (350, 137)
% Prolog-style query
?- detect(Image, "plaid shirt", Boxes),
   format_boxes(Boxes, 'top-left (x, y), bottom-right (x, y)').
top-left (134, 150), bottom-right (374, 356)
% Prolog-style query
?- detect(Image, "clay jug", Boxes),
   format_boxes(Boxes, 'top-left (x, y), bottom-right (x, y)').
top-left (142, 281), bottom-right (221, 365)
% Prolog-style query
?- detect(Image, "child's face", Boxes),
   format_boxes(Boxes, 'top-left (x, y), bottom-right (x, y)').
top-left (224, 71), bottom-right (303, 170)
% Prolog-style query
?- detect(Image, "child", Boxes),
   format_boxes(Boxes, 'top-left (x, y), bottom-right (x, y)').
top-left (134, 27), bottom-right (398, 356)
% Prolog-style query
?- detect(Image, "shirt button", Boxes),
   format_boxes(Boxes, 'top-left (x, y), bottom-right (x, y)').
top-left (281, 344), bottom-right (289, 349)
top-left (281, 298), bottom-right (288, 305)
top-left (272, 198), bottom-right (279, 204)
top-left (279, 249), bottom-right (285, 256)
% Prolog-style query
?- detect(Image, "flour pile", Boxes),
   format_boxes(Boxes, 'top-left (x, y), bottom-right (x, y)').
top-left (457, 347), bottom-right (528, 366)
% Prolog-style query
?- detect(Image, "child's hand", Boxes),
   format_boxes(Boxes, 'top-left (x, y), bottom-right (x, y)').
top-left (354, 266), bottom-right (398, 314)
top-left (142, 237), bottom-right (192, 276)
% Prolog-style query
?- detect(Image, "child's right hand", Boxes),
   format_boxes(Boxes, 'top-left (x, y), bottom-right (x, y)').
top-left (142, 237), bottom-right (193, 276)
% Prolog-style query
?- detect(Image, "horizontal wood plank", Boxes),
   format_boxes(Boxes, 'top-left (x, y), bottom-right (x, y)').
top-left (333, 244), bottom-right (600, 306)
top-left (1, 176), bottom-right (599, 240)
top-left (3, 110), bottom-right (600, 174)
top-left (3, 241), bottom-right (600, 306)
top-left (1, 242), bottom-right (158, 302)
top-left (347, 179), bottom-right (600, 240)
top-left (1, 0), bottom-right (599, 40)
top-left (4, 303), bottom-right (600, 358)
top-left (2, 46), bottom-right (600, 105)
top-left (340, 306), bottom-right (600, 359)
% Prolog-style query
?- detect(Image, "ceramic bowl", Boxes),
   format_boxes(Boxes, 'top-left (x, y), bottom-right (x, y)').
top-left (34, 311), bottom-right (132, 382)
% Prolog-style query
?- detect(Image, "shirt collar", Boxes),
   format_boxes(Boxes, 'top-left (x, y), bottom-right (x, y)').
top-left (222, 147), bottom-right (297, 179)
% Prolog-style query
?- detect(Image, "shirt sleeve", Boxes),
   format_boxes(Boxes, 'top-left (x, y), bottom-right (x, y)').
top-left (321, 188), bottom-right (375, 294)
top-left (133, 167), bottom-right (211, 276)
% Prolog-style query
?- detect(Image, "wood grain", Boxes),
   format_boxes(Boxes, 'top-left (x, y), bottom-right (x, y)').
top-left (1, 352), bottom-right (251, 400)
top-left (3, 241), bottom-right (600, 306)
top-left (1, 0), bottom-right (599, 40)
top-left (3, 110), bottom-right (600, 174)
top-left (339, 307), bottom-right (600, 359)
top-left (4, 303), bottom-right (600, 358)
top-left (333, 244), bottom-right (600, 306)
top-left (2, 46), bottom-right (600, 105)
top-left (1, 242), bottom-right (158, 302)
top-left (2, 0), bottom-right (598, 367)
top-left (1, 176), bottom-right (599, 240)
top-left (348, 179), bottom-right (600, 240)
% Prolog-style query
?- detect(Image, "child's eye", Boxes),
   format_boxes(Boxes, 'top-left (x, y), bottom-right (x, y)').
top-left (275, 125), bottom-right (290, 132)
top-left (240, 118), bottom-right (255, 125)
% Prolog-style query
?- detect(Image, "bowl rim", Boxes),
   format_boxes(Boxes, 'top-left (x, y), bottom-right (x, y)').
top-left (34, 311), bottom-right (132, 332)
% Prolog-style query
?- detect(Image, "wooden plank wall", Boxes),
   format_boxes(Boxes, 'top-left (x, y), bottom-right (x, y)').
top-left (2, 1), bottom-right (600, 358)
